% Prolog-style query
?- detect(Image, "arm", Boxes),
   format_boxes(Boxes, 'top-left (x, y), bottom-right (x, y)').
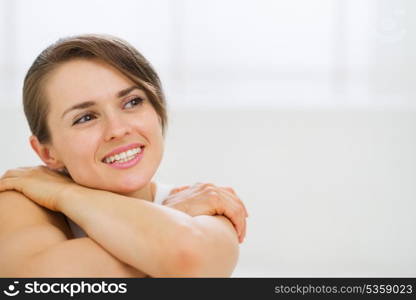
top-left (0, 191), bottom-right (146, 277)
top-left (163, 183), bottom-right (248, 243)
top-left (181, 215), bottom-right (240, 277)
top-left (20, 237), bottom-right (147, 277)
top-left (57, 185), bottom-right (239, 277)
top-left (0, 167), bottom-right (242, 277)
top-left (0, 188), bottom-right (239, 277)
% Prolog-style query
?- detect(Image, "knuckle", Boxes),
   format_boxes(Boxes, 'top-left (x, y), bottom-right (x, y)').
top-left (207, 189), bottom-right (219, 198)
top-left (226, 186), bottom-right (235, 192)
top-left (231, 208), bottom-right (240, 218)
top-left (201, 183), bottom-right (215, 190)
top-left (3, 169), bottom-right (16, 178)
top-left (205, 186), bottom-right (216, 193)
top-left (237, 204), bottom-right (245, 214)
top-left (208, 193), bottom-right (220, 205)
top-left (232, 205), bottom-right (243, 217)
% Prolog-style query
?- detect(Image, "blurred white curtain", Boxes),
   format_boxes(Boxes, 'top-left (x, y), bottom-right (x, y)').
top-left (0, 0), bottom-right (415, 277)
top-left (0, 0), bottom-right (414, 109)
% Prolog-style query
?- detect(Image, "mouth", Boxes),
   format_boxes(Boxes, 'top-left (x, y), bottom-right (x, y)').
top-left (101, 143), bottom-right (145, 165)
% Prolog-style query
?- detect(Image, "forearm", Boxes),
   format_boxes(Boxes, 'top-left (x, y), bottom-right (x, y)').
top-left (20, 237), bottom-right (148, 278)
top-left (56, 185), bottom-right (198, 277)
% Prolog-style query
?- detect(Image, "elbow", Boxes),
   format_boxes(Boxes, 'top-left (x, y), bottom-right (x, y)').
top-left (162, 224), bottom-right (239, 277)
top-left (157, 224), bottom-right (204, 277)
top-left (170, 243), bottom-right (204, 277)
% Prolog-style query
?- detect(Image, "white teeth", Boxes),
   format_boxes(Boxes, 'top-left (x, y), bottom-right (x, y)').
top-left (103, 147), bottom-right (142, 164)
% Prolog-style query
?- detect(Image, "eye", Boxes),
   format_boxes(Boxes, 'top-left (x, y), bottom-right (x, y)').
top-left (124, 97), bottom-right (144, 109)
top-left (72, 113), bottom-right (96, 125)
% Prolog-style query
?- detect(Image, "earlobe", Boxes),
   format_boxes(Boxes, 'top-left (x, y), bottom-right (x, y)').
top-left (29, 135), bottom-right (65, 169)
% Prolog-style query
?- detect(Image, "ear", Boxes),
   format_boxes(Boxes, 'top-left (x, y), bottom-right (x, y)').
top-left (29, 135), bottom-right (65, 170)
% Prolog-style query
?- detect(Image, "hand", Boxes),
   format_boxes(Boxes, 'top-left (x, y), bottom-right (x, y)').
top-left (162, 183), bottom-right (249, 243)
top-left (0, 166), bottom-right (77, 211)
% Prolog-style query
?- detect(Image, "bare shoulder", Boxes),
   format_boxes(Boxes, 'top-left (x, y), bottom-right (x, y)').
top-left (0, 190), bottom-right (73, 240)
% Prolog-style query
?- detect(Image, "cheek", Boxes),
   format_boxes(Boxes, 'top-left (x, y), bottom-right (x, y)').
top-left (132, 109), bottom-right (164, 143)
top-left (130, 114), bottom-right (164, 167)
top-left (145, 117), bottom-right (164, 152)
top-left (59, 135), bottom-right (101, 186)
top-left (54, 130), bottom-right (100, 166)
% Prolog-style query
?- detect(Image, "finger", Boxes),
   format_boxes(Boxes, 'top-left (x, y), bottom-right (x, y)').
top-left (0, 178), bottom-right (20, 193)
top-left (224, 186), bottom-right (236, 195)
top-left (1, 169), bottom-right (21, 179)
top-left (224, 187), bottom-right (249, 218)
top-left (217, 189), bottom-right (243, 239)
top-left (223, 191), bottom-right (246, 242)
top-left (239, 217), bottom-right (246, 244)
top-left (169, 185), bottom-right (191, 195)
top-left (177, 185), bottom-right (190, 191)
top-left (199, 187), bottom-right (244, 242)
top-left (221, 187), bottom-right (249, 218)
top-left (242, 217), bottom-right (247, 243)
top-left (230, 193), bottom-right (246, 242)
top-left (194, 182), bottom-right (216, 191)
top-left (227, 205), bottom-right (242, 241)
top-left (216, 189), bottom-right (245, 241)
top-left (202, 188), bottom-right (239, 235)
top-left (242, 208), bottom-right (247, 242)
top-left (195, 184), bottom-right (246, 240)
top-left (9, 166), bottom-right (41, 175)
top-left (169, 188), bottom-right (181, 195)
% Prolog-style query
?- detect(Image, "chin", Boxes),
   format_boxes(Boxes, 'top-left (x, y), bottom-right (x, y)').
top-left (111, 176), bottom-right (150, 194)
top-left (111, 185), bottom-right (143, 195)
top-left (72, 175), bottom-right (148, 195)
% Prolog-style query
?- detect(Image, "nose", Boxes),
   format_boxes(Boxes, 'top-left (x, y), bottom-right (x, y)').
top-left (103, 113), bottom-right (132, 142)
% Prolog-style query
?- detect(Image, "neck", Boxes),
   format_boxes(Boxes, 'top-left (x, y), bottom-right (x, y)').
top-left (124, 181), bottom-right (156, 202)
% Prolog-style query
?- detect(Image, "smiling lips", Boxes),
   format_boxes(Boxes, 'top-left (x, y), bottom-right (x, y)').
top-left (102, 143), bottom-right (145, 169)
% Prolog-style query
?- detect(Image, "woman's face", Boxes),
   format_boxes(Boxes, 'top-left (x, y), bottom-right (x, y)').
top-left (43, 58), bottom-right (164, 195)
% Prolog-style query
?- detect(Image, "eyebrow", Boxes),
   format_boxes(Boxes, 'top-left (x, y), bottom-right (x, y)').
top-left (61, 85), bottom-right (141, 119)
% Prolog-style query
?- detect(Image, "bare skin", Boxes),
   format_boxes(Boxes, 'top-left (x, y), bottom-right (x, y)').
top-left (0, 171), bottom-right (247, 277)
top-left (0, 58), bottom-right (248, 277)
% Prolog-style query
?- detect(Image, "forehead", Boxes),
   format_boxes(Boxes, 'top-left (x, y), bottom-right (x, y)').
top-left (44, 58), bottom-right (134, 109)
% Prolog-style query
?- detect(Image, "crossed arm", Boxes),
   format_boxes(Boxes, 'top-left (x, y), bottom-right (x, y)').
top-left (0, 167), bottom-right (247, 277)
top-left (55, 186), bottom-right (240, 277)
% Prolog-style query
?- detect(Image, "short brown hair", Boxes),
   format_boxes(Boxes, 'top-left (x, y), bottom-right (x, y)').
top-left (23, 33), bottom-right (168, 143)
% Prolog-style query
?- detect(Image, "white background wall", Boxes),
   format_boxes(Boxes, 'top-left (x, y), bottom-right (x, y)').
top-left (0, 0), bottom-right (415, 276)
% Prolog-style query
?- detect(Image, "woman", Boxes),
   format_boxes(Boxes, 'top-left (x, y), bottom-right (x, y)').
top-left (0, 34), bottom-right (248, 277)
